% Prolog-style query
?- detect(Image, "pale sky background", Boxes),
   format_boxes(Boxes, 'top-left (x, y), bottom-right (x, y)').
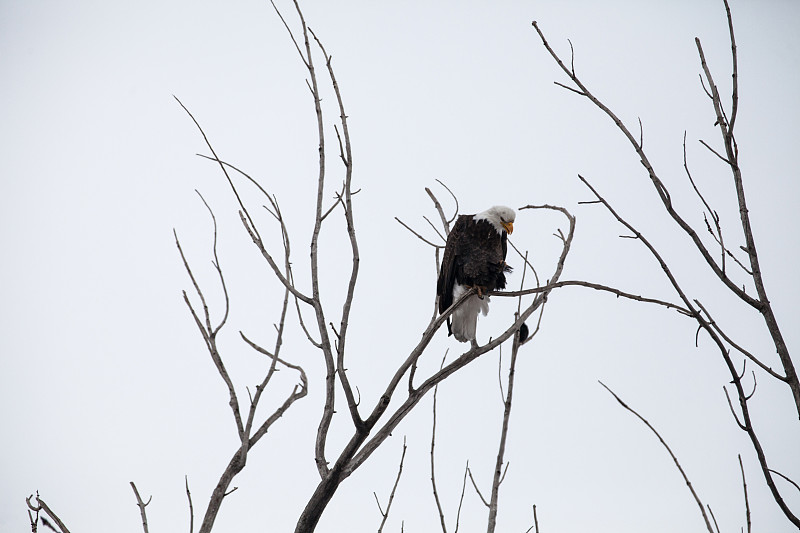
top-left (2, 1), bottom-right (799, 532)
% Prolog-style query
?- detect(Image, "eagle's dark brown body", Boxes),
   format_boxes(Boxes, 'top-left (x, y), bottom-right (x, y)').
top-left (437, 214), bottom-right (510, 314)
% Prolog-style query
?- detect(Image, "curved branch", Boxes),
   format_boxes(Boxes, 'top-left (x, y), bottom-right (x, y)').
top-left (26, 494), bottom-right (71, 533)
top-left (434, 179), bottom-right (460, 225)
top-left (600, 383), bottom-right (716, 533)
top-left (496, 279), bottom-right (690, 315)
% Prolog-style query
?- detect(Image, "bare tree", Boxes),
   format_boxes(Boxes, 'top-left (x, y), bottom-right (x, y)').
top-left (24, 1), bottom-right (797, 532)
top-left (27, 1), bottom-right (564, 530)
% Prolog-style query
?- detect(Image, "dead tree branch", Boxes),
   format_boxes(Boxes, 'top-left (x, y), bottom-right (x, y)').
top-left (129, 482), bottom-right (152, 533)
top-left (430, 355), bottom-right (449, 533)
top-left (185, 476), bottom-right (195, 533)
top-left (600, 383), bottom-right (716, 533)
top-left (375, 437), bottom-right (407, 533)
top-left (26, 493), bottom-right (70, 533)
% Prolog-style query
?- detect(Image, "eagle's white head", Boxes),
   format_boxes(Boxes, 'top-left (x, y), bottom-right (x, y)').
top-left (475, 205), bottom-right (515, 235)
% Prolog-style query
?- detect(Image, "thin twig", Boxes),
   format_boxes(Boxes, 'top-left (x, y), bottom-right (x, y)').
top-left (454, 462), bottom-right (469, 533)
top-left (769, 468), bottom-right (800, 495)
top-left (130, 482), bottom-right (151, 533)
top-left (395, 216), bottom-right (445, 248)
top-left (739, 455), bottom-right (751, 533)
top-left (434, 179), bottom-right (460, 225)
top-left (494, 279), bottom-right (690, 315)
top-left (186, 475), bottom-right (195, 533)
top-left (467, 467), bottom-right (490, 508)
top-left (377, 437), bottom-right (408, 533)
top-left (600, 382), bottom-right (715, 533)
top-left (682, 132), bottom-right (729, 275)
top-left (431, 354), bottom-right (448, 533)
top-left (693, 300), bottom-right (783, 380)
top-left (426, 187), bottom-right (452, 235)
top-left (487, 301), bottom-right (525, 532)
top-left (698, 139), bottom-right (731, 165)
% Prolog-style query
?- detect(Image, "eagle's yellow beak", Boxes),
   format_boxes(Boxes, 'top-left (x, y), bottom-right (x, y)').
top-left (502, 221), bottom-right (514, 234)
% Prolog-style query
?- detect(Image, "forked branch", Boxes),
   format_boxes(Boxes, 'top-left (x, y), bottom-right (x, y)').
top-left (26, 493), bottom-right (70, 533)
top-left (130, 482), bottom-right (152, 533)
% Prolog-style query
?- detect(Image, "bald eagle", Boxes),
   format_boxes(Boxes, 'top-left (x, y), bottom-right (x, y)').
top-left (437, 206), bottom-right (516, 343)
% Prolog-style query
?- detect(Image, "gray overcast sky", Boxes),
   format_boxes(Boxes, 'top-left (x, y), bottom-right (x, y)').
top-left (2, 1), bottom-right (799, 531)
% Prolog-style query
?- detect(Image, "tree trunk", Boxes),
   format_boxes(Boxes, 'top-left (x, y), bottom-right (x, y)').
top-left (294, 467), bottom-right (345, 533)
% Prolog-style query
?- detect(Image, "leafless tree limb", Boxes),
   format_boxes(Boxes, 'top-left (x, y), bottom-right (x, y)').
top-left (708, 505), bottom-right (721, 533)
top-left (26, 493), bottom-right (70, 533)
top-left (723, 385), bottom-right (747, 431)
top-left (185, 476), bottom-right (194, 533)
top-left (693, 300), bottom-right (784, 380)
top-left (268, 0), bottom-right (307, 66)
top-left (423, 215), bottom-right (447, 244)
top-left (454, 462), bottom-right (469, 533)
top-left (698, 138), bottom-right (731, 165)
top-left (599, 382), bottom-right (716, 533)
top-left (768, 468), bottom-right (800, 495)
top-left (395, 216), bottom-right (444, 248)
top-left (430, 354), bottom-right (449, 533)
top-left (434, 179), bottom-right (460, 225)
top-left (497, 348), bottom-right (506, 404)
top-left (173, 97), bottom-right (261, 246)
top-left (426, 186), bottom-right (452, 236)
top-left (130, 482), bottom-right (152, 533)
top-left (27, 505), bottom-right (38, 533)
top-left (396, 182), bottom-right (465, 249)
top-left (467, 466), bottom-right (490, 508)
top-left (682, 132), bottom-right (728, 274)
top-left (495, 279), bottom-right (690, 315)
top-left (739, 455), bottom-right (751, 533)
top-left (487, 253), bottom-right (535, 532)
top-left (375, 437), bottom-right (407, 533)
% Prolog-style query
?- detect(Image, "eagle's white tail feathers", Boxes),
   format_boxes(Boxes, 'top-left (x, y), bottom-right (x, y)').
top-left (451, 284), bottom-right (490, 342)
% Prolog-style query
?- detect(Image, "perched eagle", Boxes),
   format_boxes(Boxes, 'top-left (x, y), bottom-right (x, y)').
top-left (437, 206), bottom-right (516, 343)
